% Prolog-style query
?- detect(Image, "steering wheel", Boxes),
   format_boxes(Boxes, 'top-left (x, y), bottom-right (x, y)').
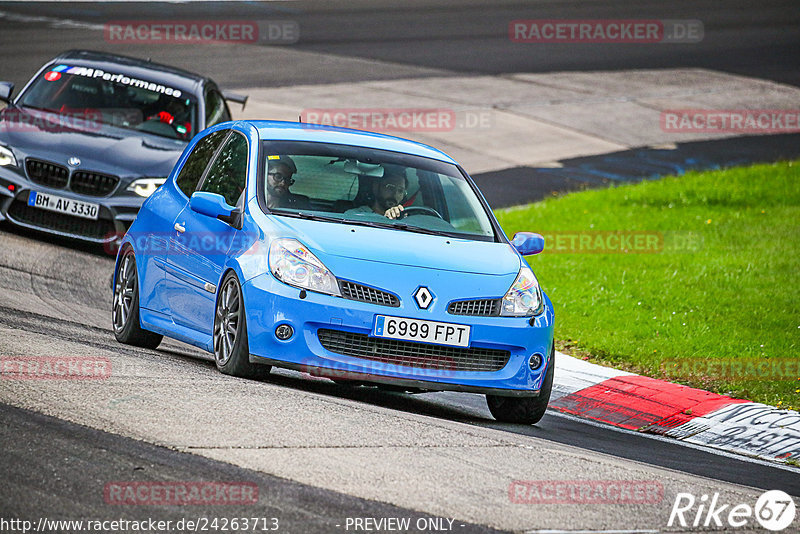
top-left (400, 206), bottom-right (444, 219)
top-left (136, 116), bottom-right (181, 139)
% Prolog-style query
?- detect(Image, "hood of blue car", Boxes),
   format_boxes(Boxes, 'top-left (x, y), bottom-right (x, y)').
top-left (0, 106), bottom-right (185, 179)
top-left (268, 216), bottom-right (522, 276)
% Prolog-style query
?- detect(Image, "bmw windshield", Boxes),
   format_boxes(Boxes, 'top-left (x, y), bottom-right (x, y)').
top-left (261, 140), bottom-right (499, 242)
top-left (17, 65), bottom-right (198, 140)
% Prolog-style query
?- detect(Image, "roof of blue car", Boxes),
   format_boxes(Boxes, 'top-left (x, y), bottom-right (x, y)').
top-left (250, 120), bottom-right (457, 164)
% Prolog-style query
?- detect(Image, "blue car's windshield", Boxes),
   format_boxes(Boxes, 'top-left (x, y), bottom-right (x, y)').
top-left (260, 140), bottom-right (498, 242)
top-left (19, 66), bottom-right (198, 141)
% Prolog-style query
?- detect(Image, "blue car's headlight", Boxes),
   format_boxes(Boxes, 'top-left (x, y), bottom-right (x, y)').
top-left (500, 266), bottom-right (544, 317)
top-left (269, 238), bottom-right (341, 296)
top-left (0, 144), bottom-right (17, 167)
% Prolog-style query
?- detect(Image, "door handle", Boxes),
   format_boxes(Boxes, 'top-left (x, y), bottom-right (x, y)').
top-left (174, 222), bottom-right (186, 233)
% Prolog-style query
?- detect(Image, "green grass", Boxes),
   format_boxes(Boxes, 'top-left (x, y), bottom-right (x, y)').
top-left (495, 161), bottom-right (800, 409)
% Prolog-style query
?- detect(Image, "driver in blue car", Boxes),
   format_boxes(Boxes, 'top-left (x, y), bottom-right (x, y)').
top-left (266, 155), bottom-right (311, 210)
top-left (346, 165), bottom-right (408, 219)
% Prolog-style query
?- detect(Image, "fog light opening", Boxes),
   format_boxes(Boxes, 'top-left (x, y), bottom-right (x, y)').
top-left (528, 353), bottom-right (544, 371)
top-left (275, 324), bottom-right (294, 340)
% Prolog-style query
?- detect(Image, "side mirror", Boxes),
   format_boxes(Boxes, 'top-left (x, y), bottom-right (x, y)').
top-left (511, 232), bottom-right (545, 256)
top-left (0, 82), bottom-right (14, 104)
top-left (189, 191), bottom-right (242, 229)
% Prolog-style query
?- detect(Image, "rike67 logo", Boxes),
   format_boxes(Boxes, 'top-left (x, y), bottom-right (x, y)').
top-left (668, 490), bottom-right (796, 531)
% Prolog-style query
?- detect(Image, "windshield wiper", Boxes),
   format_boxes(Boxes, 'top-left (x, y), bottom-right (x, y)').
top-left (340, 218), bottom-right (391, 229)
top-left (270, 210), bottom-right (389, 228)
top-left (269, 210), bottom-right (449, 236)
top-left (386, 222), bottom-right (447, 236)
top-left (269, 210), bottom-right (342, 224)
top-left (349, 218), bottom-right (447, 236)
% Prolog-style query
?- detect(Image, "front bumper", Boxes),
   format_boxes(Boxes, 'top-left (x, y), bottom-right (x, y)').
top-left (0, 165), bottom-right (144, 244)
top-left (243, 272), bottom-right (555, 397)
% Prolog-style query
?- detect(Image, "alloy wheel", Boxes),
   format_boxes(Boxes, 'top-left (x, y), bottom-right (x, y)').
top-left (214, 278), bottom-right (241, 366)
top-left (112, 254), bottom-right (136, 334)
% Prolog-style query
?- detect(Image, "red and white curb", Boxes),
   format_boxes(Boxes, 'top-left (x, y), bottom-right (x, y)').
top-left (551, 352), bottom-right (800, 464)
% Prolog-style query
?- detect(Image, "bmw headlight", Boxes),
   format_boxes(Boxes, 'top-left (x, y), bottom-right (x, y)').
top-left (126, 177), bottom-right (166, 197)
top-left (0, 145), bottom-right (16, 167)
top-left (269, 238), bottom-right (341, 296)
top-left (500, 265), bottom-right (544, 317)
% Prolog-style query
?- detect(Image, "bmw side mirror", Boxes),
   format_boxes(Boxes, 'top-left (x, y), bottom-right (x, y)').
top-left (511, 232), bottom-right (545, 256)
top-left (189, 191), bottom-right (242, 229)
top-left (0, 82), bottom-right (14, 104)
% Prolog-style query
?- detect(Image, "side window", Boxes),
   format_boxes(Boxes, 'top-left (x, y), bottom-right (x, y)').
top-left (199, 132), bottom-right (248, 206)
top-left (205, 89), bottom-right (231, 128)
top-left (175, 130), bottom-right (229, 197)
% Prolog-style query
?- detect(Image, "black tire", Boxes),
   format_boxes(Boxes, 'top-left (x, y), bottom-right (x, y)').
top-left (332, 379), bottom-right (357, 386)
top-left (213, 272), bottom-right (271, 379)
top-left (486, 346), bottom-right (555, 424)
top-left (112, 249), bottom-right (163, 349)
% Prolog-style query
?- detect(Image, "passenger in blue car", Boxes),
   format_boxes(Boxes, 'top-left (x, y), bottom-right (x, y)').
top-left (345, 165), bottom-right (408, 219)
top-left (266, 155), bottom-right (310, 210)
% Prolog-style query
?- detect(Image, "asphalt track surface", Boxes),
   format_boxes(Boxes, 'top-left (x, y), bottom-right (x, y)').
top-left (0, 223), bottom-right (797, 527)
top-left (0, 402), bottom-right (501, 534)
top-left (1, 1), bottom-right (799, 531)
top-left (0, 0), bottom-right (798, 88)
top-left (474, 133), bottom-right (800, 207)
top-left (2, 1), bottom-right (799, 208)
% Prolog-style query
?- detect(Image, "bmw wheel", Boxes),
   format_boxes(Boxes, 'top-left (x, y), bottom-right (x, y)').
top-left (112, 249), bottom-right (163, 349)
top-left (486, 345), bottom-right (554, 424)
top-left (213, 272), bottom-right (271, 379)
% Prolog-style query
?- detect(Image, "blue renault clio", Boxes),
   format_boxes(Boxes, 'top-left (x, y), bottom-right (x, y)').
top-left (112, 120), bottom-right (555, 423)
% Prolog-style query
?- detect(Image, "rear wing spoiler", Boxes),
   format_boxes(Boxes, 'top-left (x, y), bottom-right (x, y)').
top-left (223, 91), bottom-right (248, 110)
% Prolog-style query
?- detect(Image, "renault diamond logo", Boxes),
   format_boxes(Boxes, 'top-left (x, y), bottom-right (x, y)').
top-left (67, 157), bottom-right (81, 167)
top-left (413, 286), bottom-right (434, 309)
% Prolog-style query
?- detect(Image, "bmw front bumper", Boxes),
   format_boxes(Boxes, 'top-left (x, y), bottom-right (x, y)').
top-left (0, 165), bottom-right (145, 244)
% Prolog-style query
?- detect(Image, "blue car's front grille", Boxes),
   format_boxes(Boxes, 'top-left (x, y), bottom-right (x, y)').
top-left (70, 171), bottom-right (119, 197)
top-left (26, 159), bottom-right (69, 189)
top-left (448, 299), bottom-right (502, 316)
top-left (317, 329), bottom-right (510, 372)
top-left (338, 280), bottom-right (400, 307)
